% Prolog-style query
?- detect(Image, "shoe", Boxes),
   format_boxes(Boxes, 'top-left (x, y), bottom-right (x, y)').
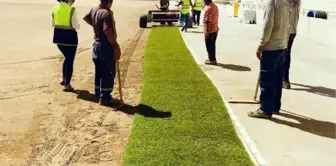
top-left (283, 81), bottom-right (291, 89)
top-left (63, 85), bottom-right (74, 92)
top-left (205, 60), bottom-right (217, 65)
top-left (248, 109), bottom-right (272, 119)
top-left (99, 99), bottom-right (120, 107)
top-left (59, 81), bottom-right (65, 86)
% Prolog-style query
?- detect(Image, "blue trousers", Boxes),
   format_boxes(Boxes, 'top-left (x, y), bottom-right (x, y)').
top-left (193, 10), bottom-right (201, 25)
top-left (181, 13), bottom-right (190, 31)
top-left (179, 13), bottom-right (184, 25)
top-left (92, 41), bottom-right (116, 101)
top-left (57, 45), bottom-right (77, 86)
top-left (259, 50), bottom-right (286, 115)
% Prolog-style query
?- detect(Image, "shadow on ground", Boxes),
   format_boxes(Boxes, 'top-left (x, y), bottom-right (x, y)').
top-left (290, 83), bottom-right (336, 98)
top-left (73, 90), bottom-right (172, 118)
top-left (188, 30), bottom-right (203, 34)
top-left (271, 110), bottom-right (336, 139)
top-left (216, 63), bottom-right (251, 71)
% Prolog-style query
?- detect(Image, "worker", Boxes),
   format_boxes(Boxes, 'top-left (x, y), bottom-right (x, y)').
top-left (283, 0), bottom-right (301, 89)
top-left (192, 0), bottom-right (202, 26)
top-left (159, 0), bottom-right (170, 25)
top-left (52, 0), bottom-right (80, 92)
top-left (160, 0), bottom-right (170, 10)
top-left (176, 0), bottom-right (193, 32)
top-left (203, 0), bottom-right (219, 65)
top-left (248, 0), bottom-right (298, 118)
top-left (83, 0), bottom-right (121, 106)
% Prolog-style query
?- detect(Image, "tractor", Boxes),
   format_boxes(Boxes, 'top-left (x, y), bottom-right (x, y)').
top-left (139, 5), bottom-right (193, 28)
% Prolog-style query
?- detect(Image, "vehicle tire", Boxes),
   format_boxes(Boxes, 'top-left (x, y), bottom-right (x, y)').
top-left (187, 15), bottom-right (193, 28)
top-left (160, 21), bottom-right (165, 25)
top-left (315, 10), bottom-right (328, 20)
top-left (167, 22), bottom-right (173, 26)
top-left (139, 14), bottom-right (148, 28)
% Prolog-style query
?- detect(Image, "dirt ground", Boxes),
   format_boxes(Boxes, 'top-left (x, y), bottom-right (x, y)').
top-left (0, 0), bottom-right (155, 165)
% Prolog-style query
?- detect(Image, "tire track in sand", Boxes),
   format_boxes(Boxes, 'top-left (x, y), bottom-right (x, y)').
top-left (27, 28), bottom-right (145, 166)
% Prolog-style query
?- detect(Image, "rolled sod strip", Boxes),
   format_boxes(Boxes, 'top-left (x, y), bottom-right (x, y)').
top-left (123, 27), bottom-right (253, 166)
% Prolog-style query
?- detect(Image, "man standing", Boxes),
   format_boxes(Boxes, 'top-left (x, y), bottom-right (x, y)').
top-left (283, 0), bottom-right (301, 89)
top-left (83, 0), bottom-right (121, 106)
top-left (203, 0), bottom-right (219, 65)
top-left (176, 0), bottom-right (193, 32)
top-left (159, 0), bottom-right (170, 25)
top-left (52, 0), bottom-right (80, 92)
top-left (192, 0), bottom-right (202, 26)
top-left (248, 0), bottom-right (298, 118)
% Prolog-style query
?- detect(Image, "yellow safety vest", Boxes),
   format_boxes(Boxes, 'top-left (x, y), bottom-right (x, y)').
top-left (181, 0), bottom-right (190, 14)
top-left (194, 0), bottom-right (202, 11)
top-left (52, 2), bottom-right (75, 29)
top-left (52, 2), bottom-right (78, 46)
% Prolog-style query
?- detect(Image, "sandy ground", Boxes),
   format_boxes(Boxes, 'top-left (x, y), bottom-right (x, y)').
top-left (0, 0), bottom-right (155, 165)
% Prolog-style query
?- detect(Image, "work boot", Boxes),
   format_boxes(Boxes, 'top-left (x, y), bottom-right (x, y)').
top-left (205, 60), bottom-right (217, 65)
top-left (63, 85), bottom-right (74, 92)
top-left (59, 81), bottom-right (65, 86)
top-left (248, 109), bottom-right (272, 119)
top-left (99, 99), bottom-right (120, 107)
top-left (283, 81), bottom-right (291, 89)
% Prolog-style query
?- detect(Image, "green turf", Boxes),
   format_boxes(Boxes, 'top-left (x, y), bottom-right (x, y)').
top-left (123, 27), bottom-right (254, 166)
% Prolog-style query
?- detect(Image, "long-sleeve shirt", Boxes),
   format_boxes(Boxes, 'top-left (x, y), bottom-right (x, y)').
top-left (260, 0), bottom-right (295, 50)
top-left (289, 0), bottom-right (301, 34)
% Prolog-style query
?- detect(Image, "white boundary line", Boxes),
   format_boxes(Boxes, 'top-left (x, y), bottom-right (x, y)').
top-left (180, 30), bottom-right (267, 166)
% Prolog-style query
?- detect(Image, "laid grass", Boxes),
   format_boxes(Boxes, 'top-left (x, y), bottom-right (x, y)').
top-left (123, 27), bottom-right (254, 166)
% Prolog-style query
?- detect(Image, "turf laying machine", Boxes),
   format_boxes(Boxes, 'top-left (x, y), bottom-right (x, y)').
top-left (139, 2), bottom-right (193, 28)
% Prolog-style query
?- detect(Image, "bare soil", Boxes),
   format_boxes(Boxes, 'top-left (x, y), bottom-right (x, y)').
top-left (0, 0), bottom-right (154, 165)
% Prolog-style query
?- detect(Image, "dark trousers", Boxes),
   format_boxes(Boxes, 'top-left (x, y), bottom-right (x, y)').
top-left (92, 41), bottom-right (116, 101)
top-left (259, 50), bottom-right (286, 115)
top-left (193, 10), bottom-right (201, 25)
top-left (283, 33), bottom-right (296, 82)
top-left (205, 31), bottom-right (218, 61)
top-left (181, 13), bottom-right (190, 31)
top-left (179, 13), bottom-right (184, 25)
top-left (57, 45), bottom-right (77, 86)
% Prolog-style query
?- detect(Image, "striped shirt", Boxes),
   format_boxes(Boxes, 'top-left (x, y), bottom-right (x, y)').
top-left (203, 2), bottom-right (219, 33)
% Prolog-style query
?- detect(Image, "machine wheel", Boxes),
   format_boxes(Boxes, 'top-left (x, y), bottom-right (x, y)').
top-left (315, 10), bottom-right (328, 19)
top-left (139, 14), bottom-right (148, 28)
top-left (167, 21), bottom-right (173, 26)
top-left (187, 15), bottom-right (193, 28)
top-left (160, 21), bottom-right (166, 25)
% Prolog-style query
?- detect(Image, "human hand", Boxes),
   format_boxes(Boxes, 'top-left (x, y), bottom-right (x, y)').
top-left (204, 32), bottom-right (209, 38)
top-left (256, 45), bottom-right (264, 60)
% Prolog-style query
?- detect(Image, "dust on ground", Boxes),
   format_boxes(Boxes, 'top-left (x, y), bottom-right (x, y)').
top-left (0, 0), bottom-right (155, 165)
